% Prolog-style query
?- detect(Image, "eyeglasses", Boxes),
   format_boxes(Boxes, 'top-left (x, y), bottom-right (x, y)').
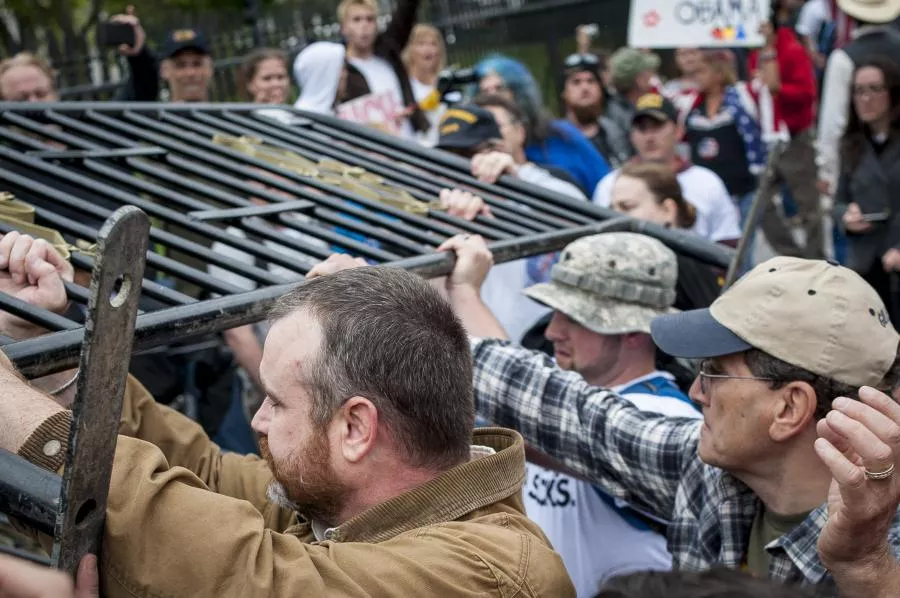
top-left (564, 53), bottom-right (601, 69)
top-left (852, 84), bottom-right (887, 98)
top-left (697, 360), bottom-right (777, 395)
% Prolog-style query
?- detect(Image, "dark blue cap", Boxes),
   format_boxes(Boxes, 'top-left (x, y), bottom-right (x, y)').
top-left (436, 105), bottom-right (503, 151)
top-left (650, 308), bottom-right (752, 359)
top-left (161, 29), bottom-right (211, 60)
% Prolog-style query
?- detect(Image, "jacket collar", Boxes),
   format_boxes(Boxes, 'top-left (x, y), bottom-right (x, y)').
top-left (299, 427), bottom-right (526, 544)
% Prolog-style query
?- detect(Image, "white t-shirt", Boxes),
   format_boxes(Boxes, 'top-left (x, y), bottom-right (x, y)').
top-left (592, 165), bottom-right (741, 243)
top-left (410, 78), bottom-right (444, 148)
top-left (795, 0), bottom-right (831, 38)
top-left (348, 56), bottom-right (415, 140)
top-left (524, 372), bottom-right (701, 597)
top-left (480, 164), bottom-right (586, 343)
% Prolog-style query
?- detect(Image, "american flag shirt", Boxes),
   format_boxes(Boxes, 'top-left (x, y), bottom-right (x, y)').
top-left (471, 339), bottom-right (900, 594)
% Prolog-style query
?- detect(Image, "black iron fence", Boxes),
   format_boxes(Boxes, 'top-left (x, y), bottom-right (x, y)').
top-left (0, 101), bottom-right (731, 377)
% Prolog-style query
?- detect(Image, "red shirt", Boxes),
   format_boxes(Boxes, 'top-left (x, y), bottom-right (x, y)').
top-left (748, 28), bottom-right (818, 134)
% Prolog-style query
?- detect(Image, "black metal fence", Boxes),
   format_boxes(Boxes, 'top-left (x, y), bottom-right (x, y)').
top-left (0, 102), bottom-right (731, 377)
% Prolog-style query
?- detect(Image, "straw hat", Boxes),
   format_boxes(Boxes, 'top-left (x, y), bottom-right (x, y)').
top-left (837, 0), bottom-right (900, 24)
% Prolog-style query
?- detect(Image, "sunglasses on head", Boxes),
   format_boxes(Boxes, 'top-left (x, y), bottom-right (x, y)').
top-left (564, 53), bottom-right (600, 69)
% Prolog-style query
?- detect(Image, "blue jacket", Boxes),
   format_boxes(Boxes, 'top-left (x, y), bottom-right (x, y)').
top-left (525, 120), bottom-right (610, 195)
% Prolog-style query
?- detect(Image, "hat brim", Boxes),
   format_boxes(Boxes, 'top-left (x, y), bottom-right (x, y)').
top-left (436, 136), bottom-right (477, 150)
top-left (525, 282), bottom-right (676, 336)
top-left (650, 308), bottom-right (752, 359)
top-left (837, 0), bottom-right (900, 24)
top-left (632, 110), bottom-right (672, 125)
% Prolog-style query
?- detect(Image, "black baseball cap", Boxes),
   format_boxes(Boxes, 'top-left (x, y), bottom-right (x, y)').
top-left (436, 105), bottom-right (503, 151)
top-left (632, 93), bottom-right (679, 126)
top-left (161, 29), bottom-right (211, 60)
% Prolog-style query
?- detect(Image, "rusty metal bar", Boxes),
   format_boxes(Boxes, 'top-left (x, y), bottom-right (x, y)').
top-left (52, 207), bottom-right (149, 574)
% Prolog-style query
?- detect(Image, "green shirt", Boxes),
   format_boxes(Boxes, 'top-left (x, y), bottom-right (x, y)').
top-left (745, 506), bottom-right (812, 577)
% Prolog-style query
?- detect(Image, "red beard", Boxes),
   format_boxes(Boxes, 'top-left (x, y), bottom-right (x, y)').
top-left (258, 431), bottom-right (350, 525)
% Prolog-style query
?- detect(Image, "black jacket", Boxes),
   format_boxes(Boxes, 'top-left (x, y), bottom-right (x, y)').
top-left (342, 0), bottom-right (429, 133)
top-left (835, 131), bottom-right (900, 273)
top-left (112, 47), bottom-right (160, 102)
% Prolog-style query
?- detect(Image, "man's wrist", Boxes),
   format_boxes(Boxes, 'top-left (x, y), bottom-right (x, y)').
top-left (446, 284), bottom-right (482, 304)
top-left (827, 545), bottom-right (900, 598)
top-left (0, 320), bottom-right (47, 342)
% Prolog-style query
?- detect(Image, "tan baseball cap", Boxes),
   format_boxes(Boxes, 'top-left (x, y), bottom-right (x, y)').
top-left (651, 256), bottom-right (899, 387)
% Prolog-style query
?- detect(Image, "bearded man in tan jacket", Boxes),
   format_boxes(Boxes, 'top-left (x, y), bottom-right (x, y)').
top-left (0, 232), bottom-right (574, 597)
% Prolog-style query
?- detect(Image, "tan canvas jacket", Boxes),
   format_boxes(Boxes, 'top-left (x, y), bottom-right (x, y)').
top-left (18, 377), bottom-right (575, 597)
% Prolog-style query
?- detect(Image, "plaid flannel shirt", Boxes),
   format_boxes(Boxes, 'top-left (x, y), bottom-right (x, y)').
top-left (472, 339), bottom-right (900, 594)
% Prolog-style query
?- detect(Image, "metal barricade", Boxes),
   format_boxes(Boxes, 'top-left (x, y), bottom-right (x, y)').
top-left (0, 102), bottom-right (735, 572)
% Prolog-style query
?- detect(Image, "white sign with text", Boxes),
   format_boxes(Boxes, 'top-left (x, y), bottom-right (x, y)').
top-left (628, 0), bottom-right (772, 48)
top-left (335, 90), bottom-right (402, 135)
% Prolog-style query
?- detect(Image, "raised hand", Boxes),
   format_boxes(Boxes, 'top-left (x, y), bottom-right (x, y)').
top-left (815, 386), bottom-right (900, 594)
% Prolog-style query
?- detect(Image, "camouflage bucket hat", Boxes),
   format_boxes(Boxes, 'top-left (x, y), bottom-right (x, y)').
top-left (524, 232), bottom-right (679, 335)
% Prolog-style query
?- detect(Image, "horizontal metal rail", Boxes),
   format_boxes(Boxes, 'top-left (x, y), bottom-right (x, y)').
top-left (5, 217), bottom-right (732, 377)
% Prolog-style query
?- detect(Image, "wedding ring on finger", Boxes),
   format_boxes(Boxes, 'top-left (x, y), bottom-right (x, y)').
top-left (864, 463), bottom-right (896, 481)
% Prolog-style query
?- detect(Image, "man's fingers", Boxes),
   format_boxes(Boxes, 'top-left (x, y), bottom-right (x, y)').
top-left (305, 254), bottom-right (366, 279)
top-left (832, 392), bottom-right (900, 450)
top-left (815, 437), bottom-right (868, 490)
top-left (75, 554), bottom-right (99, 598)
top-left (0, 231), bottom-right (19, 270)
top-left (825, 409), bottom-right (895, 472)
top-left (436, 235), bottom-right (465, 253)
top-left (27, 240), bottom-right (73, 282)
top-left (817, 417), bottom-right (855, 456)
top-left (8, 235), bottom-right (34, 284)
top-left (859, 386), bottom-right (900, 433)
top-left (0, 552), bottom-right (75, 596)
top-left (437, 234), bottom-right (487, 254)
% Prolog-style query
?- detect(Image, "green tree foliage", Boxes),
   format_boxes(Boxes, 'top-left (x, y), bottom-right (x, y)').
top-left (0, 0), bottom-right (103, 58)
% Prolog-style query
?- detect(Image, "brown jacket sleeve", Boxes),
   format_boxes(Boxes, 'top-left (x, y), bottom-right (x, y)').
top-left (118, 375), bottom-right (295, 531)
top-left (101, 437), bottom-right (556, 598)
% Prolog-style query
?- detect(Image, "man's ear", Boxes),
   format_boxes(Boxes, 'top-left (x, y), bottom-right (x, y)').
top-left (334, 396), bottom-right (379, 463)
top-left (769, 381), bottom-right (818, 442)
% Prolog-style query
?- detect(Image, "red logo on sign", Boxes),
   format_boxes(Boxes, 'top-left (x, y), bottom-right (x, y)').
top-left (643, 10), bottom-right (661, 28)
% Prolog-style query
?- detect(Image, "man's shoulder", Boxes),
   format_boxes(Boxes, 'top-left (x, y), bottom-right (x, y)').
top-left (679, 164), bottom-right (727, 189)
top-left (391, 506), bottom-right (574, 596)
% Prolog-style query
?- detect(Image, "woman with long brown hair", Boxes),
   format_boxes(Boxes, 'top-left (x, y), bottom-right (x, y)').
top-left (609, 162), bottom-right (697, 231)
top-left (835, 56), bottom-right (900, 324)
top-left (239, 48), bottom-right (291, 104)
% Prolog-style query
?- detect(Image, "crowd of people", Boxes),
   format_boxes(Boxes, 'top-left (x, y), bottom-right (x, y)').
top-left (2, 0), bottom-right (900, 596)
